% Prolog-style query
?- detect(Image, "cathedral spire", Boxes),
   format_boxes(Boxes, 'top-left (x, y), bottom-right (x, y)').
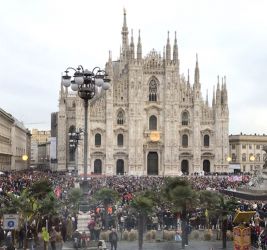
top-left (206, 89), bottom-right (209, 106)
top-left (130, 29), bottom-right (135, 60)
top-left (137, 29), bottom-right (142, 61)
top-left (216, 75), bottom-right (221, 106)
top-left (163, 46), bottom-right (166, 61)
top-left (222, 76), bottom-right (228, 106)
top-left (194, 53), bottom-right (200, 85)
top-left (60, 74), bottom-right (65, 98)
top-left (173, 31), bottom-right (178, 64)
top-left (187, 69), bottom-right (190, 87)
top-left (212, 85), bottom-right (215, 107)
top-left (166, 31), bottom-right (171, 62)
top-left (121, 8), bottom-right (129, 61)
top-left (106, 50), bottom-right (113, 77)
top-left (109, 50), bottom-right (112, 63)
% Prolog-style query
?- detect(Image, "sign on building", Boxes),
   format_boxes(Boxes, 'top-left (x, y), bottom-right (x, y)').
top-left (3, 214), bottom-right (19, 230)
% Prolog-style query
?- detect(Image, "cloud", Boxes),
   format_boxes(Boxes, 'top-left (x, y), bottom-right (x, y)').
top-left (0, 0), bottom-right (266, 134)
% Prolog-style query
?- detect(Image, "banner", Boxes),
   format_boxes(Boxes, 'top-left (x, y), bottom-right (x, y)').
top-left (50, 137), bottom-right (57, 160)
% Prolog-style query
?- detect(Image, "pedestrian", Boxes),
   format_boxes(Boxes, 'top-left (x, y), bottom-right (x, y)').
top-left (109, 228), bottom-right (118, 250)
top-left (50, 226), bottom-right (57, 250)
top-left (18, 227), bottom-right (25, 248)
top-left (26, 228), bottom-right (34, 250)
top-left (6, 231), bottom-right (14, 250)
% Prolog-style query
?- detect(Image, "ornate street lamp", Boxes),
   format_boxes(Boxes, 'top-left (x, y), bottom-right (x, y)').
top-left (62, 66), bottom-right (110, 184)
top-left (69, 128), bottom-right (82, 175)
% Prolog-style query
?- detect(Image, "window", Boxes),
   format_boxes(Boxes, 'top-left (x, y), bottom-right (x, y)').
top-left (182, 134), bottom-right (188, 148)
top-left (249, 144), bottom-right (252, 149)
top-left (149, 79), bottom-right (157, 101)
top-left (117, 134), bottom-right (123, 146)
top-left (232, 144), bottom-right (236, 150)
top-left (242, 165), bottom-right (246, 172)
top-left (149, 115), bottom-right (157, 130)
top-left (181, 111), bottom-right (189, 126)
top-left (242, 144), bottom-right (246, 149)
top-left (242, 153), bottom-right (246, 162)
top-left (256, 145), bottom-right (261, 150)
top-left (249, 153), bottom-right (254, 162)
top-left (256, 154), bottom-right (260, 162)
top-left (117, 110), bottom-right (125, 125)
top-left (95, 133), bottom-right (101, 147)
top-left (204, 135), bottom-right (209, 147)
top-left (250, 165), bottom-right (253, 171)
top-left (232, 153), bottom-right (236, 162)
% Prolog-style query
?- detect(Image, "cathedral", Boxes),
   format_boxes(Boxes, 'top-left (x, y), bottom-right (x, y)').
top-left (56, 10), bottom-right (229, 176)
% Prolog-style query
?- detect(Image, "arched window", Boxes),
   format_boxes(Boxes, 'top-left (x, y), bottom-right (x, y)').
top-left (149, 115), bottom-right (157, 130)
top-left (232, 153), bottom-right (237, 162)
top-left (204, 135), bottom-right (210, 147)
top-left (249, 153), bottom-right (254, 162)
top-left (95, 133), bottom-right (101, 147)
top-left (242, 153), bottom-right (246, 162)
top-left (117, 134), bottom-right (123, 146)
top-left (182, 134), bottom-right (188, 148)
top-left (117, 110), bottom-right (125, 125)
top-left (181, 111), bottom-right (189, 126)
top-left (149, 79), bottom-right (157, 101)
top-left (256, 153), bottom-right (260, 162)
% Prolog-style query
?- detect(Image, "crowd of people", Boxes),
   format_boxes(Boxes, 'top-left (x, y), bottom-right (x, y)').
top-left (0, 169), bottom-right (266, 249)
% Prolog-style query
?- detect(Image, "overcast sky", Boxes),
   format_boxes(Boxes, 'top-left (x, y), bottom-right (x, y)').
top-left (0, 0), bottom-right (266, 135)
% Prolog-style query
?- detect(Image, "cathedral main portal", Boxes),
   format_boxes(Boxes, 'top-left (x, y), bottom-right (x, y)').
top-left (147, 152), bottom-right (159, 175)
top-left (181, 160), bottom-right (189, 175)
top-left (116, 159), bottom-right (125, 175)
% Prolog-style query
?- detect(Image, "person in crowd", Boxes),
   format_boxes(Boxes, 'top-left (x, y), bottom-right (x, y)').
top-left (109, 228), bottom-right (118, 250)
top-left (72, 230), bottom-right (81, 249)
top-left (18, 227), bottom-right (25, 249)
top-left (88, 218), bottom-right (96, 240)
top-left (0, 225), bottom-right (5, 247)
top-left (49, 226), bottom-right (57, 250)
top-left (26, 228), bottom-right (34, 250)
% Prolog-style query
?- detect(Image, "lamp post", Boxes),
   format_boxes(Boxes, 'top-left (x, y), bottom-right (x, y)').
top-left (62, 66), bottom-right (110, 185)
top-left (22, 154), bottom-right (28, 170)
top-left (69, 129), bottom-right (82, 175)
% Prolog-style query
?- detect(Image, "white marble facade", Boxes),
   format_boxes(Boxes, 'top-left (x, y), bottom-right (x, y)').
top-left (57, 11), bottom-right (229, 176)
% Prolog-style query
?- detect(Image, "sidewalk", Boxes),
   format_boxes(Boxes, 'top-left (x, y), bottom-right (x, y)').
top-left (61, 239), bottom-right (233, 250)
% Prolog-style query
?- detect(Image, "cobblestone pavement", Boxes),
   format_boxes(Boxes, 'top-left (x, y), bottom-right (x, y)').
top-left (62, 240), bottom-right (233, 250)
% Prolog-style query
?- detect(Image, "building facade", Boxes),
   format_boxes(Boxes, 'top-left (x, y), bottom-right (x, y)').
top-left (229, 134), bottom-right (267, 173)
top-left (31, 129), bottom-right (51, 144)
top-left (0, 108), bottom-right (31, 171)
top-left (57, 11), bottom-right (229, 176)
top-left (30, 128), bottom-right (51, 168)
top-left (0, 108), bottom-right (14, 170)
top-left (11, 119), bottom-right (30, 170)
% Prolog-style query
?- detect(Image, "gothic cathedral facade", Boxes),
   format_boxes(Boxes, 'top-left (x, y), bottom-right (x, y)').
top-left (57, 11), bottom-right (229, 176)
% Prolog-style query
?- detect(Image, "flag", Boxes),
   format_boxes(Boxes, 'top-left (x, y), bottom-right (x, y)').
top-left (54, 186), bottom-right (61, 198)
